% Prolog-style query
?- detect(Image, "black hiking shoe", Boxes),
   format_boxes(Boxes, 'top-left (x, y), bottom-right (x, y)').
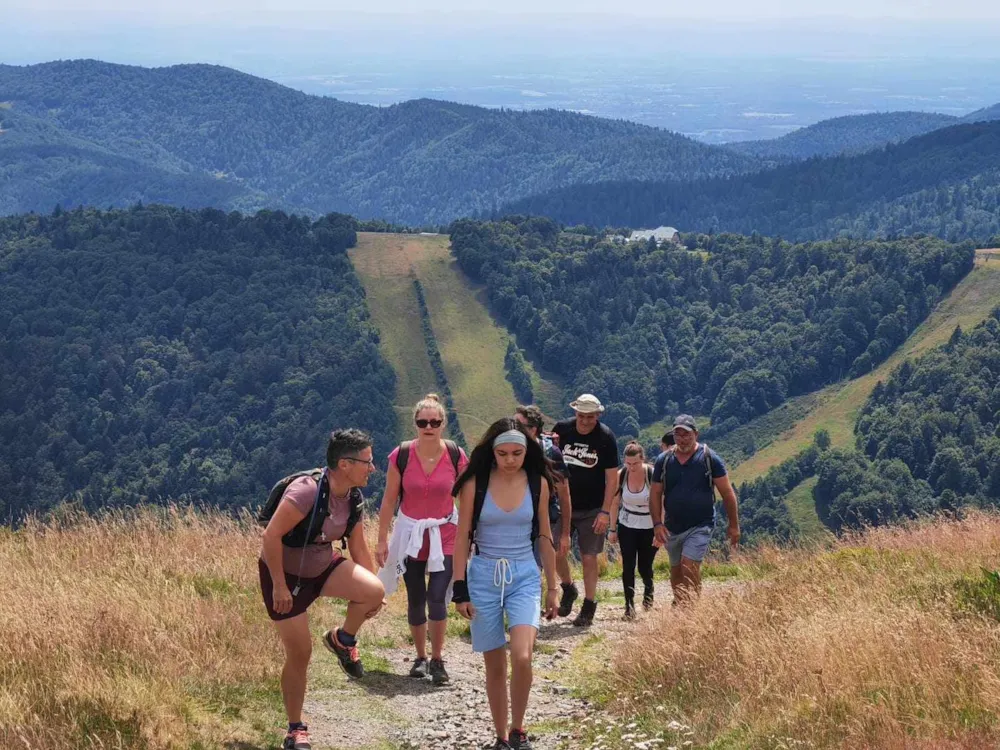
top-left (624, 602), bottom-right (637, 621)
top-left (557, 582), bottom-right (578, 617)
top-left (489, 738), bottom-right (512, 749)
top-left (409, 657), bottom-right (428, 678)
top-left (282, 726), bottom-right (312, 750)
top-left (322, 629), bottom-right (364, 679)
top-left (508, 728), bottom-right (533, 749)
top-left (572, 598), bottom-right (597, 627)
top-left (643, 591), bottom-right (654, 611)
top-left (428, 658), bottom-right (450, 685)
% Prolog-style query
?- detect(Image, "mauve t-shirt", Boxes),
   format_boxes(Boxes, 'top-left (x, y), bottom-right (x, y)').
top-left (277, 475), bottom-right (352, 579)
top-left (388, 442), bottom-right (468, 560)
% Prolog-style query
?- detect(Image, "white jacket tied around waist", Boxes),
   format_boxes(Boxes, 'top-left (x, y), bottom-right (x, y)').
top-left (378, 507), bottom-right (459, 596)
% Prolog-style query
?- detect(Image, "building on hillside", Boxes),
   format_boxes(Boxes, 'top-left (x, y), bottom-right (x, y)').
top-left (629, 226), bottom-right (681, 246)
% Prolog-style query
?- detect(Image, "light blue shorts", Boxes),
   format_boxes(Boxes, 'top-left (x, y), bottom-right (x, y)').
top-left (467, 555), bottom-right (541, 653)
top-left (666, 525), bottom-right (713, 567)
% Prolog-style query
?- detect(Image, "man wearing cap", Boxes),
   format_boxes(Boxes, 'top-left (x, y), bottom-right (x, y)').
top-left (649, 415), bottom-right (738, 606)
top-left (552, 394), bottom-right (620, 626)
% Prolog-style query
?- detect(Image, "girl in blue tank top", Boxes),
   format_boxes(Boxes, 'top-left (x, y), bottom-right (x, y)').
top-left (451, 418), bottom-right (559, 750)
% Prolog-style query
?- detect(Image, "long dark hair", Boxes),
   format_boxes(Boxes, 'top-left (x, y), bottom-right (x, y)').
top-left (452, 418), bottom-right (553, 497)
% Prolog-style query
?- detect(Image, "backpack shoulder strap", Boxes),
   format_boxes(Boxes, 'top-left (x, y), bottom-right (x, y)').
top-left (645, 464), bottom-right (654, 488)
top-left (395, 441), bottom-right (413, 477)
top-left (469, 473), bottom-right (490, 552)
top-left (444, 439), bottom-right (461, 474)
top-left (616, 466), bottom-right (626, 496)
top-left (341, 487), bottom-right (365, 550)
top-left (702, 443), bottom-right (716, 497)
top-left (529, 472), bottom-right (542, 542)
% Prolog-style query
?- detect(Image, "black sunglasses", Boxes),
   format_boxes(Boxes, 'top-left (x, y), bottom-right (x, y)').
top-left (415, 418), bottom-right (443, 429)
top-left (341, 457), bottom-right (375, 467)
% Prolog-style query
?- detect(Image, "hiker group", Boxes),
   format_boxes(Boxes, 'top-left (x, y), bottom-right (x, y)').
top-left (258, 393), bottom-right (739, 750)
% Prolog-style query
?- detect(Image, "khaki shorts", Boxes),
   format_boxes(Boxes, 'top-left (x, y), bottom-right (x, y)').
top-left (570, 509), bottom-right (606, 557)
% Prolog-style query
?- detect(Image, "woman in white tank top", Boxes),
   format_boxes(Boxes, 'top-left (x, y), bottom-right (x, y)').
top-left (608, 442), bottom-right (660, 620)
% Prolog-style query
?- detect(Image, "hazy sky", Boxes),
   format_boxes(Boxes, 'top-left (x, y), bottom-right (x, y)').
top-left (8, 0), bottom-right (1000, 23)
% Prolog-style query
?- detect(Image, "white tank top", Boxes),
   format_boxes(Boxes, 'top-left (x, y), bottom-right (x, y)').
top-left (619, 468), bottom-right (653, 530)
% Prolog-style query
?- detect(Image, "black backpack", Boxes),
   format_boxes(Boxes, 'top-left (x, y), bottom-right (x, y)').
top-left (394, 439), bottom-right (462, 510)
top-left (257, 468), bottom-right (364, 550)
top-left (470, 471), bottom-right (543, 553)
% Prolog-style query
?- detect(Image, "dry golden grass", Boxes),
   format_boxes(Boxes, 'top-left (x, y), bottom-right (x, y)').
top-left (0, 508), bottom-right (411, 750)
top-left (608, 512), bottom-right (1000, 749)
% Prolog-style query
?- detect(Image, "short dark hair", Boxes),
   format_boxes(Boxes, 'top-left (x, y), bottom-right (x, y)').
top-left (327, 428), bottom-right (372, 467)
top-left (661, 430), bottom-right (675, 447)
top-left (515, 404), bottom-right (545, 433)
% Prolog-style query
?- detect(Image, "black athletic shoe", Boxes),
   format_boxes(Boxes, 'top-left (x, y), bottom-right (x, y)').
top-left (322, 629), bottom-right (364, 679)
top-left (624, 602), bottom-right (637, 621)
top-left (643, 589), bottom-right (654, 611)
top-left (489, 739), bottom-right (512, 749)
top-left (508, 728), bottom-right (533, 749)
top-left (557, 582), bottom-right (579, 617)
top-left (409, 657), bottom-right (428, 678)
top-left (428, 658), bottom-right (450, 685)
top-left (572, 598), bottom-right (597, 627)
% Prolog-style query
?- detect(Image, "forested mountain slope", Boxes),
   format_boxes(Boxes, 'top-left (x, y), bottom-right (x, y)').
top-left (0, 60), bottom-right (756, 224)
top-left (502, 121), bottom-right (1000, 243)
top-left (0, 206), bottom-right (398, 520)
top-left (449, 217), bottom-right (974, 436)
top-left (727, 111), bottom-right (959, 161)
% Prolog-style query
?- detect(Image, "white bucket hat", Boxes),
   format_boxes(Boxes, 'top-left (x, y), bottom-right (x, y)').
top-left (569, 393), bottom-right (604, 414)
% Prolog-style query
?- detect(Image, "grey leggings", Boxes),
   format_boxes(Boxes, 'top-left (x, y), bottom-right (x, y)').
top-left (403, 555), bottom-right (453, 626)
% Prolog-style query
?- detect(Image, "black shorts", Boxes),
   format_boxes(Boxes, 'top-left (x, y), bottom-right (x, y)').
top-left (258, 557), bottom-right (346, 621)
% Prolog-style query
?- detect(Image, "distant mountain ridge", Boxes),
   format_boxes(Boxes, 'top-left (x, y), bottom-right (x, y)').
top-left (0, 59), bottom-right (757, 223)
top-left (727, 111), bottom-right (961, 161)
top-left (502, 120), bottom-right (1000, 243)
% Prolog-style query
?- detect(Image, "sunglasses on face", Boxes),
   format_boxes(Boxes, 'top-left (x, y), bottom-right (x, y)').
top-left (415, 419), bottom-right (443, 429)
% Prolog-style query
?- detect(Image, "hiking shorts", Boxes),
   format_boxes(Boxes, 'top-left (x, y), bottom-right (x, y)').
top-left (258, 556), bottom-right (345, 621)
top-left (666, 525), bottom-right (713, 567)
top-left (467, 555), bottom-right (540, 653)
top-left (571, 509), bottom-right (606, 557)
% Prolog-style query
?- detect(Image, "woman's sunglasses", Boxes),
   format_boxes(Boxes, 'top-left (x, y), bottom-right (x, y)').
top-left (415, 419), bottom-right (443, 429)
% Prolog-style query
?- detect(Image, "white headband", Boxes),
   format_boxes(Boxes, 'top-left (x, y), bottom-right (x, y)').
top-left (493, 429), bottom-right (528, 448)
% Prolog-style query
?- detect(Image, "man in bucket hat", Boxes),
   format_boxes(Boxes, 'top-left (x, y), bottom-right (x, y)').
top-left (551, 394), bottom-right (620, 626)
top-left (649, 415), bottom-right (739, 606)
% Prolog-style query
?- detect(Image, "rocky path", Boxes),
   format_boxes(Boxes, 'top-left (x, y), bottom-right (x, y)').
top-left (302, 581), bottom-right (655, 750)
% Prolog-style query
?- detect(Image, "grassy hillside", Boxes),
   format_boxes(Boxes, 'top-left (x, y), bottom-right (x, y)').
top-left (11, 506), bottom-right (1000, 749)
top-left (573, 511), bottom-right (1000, 749)
top-left (350, 233), bottom-right (563, 443)
top-left (731, 250), bottom-right (1000, 486)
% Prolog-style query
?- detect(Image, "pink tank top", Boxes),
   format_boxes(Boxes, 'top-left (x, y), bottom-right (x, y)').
top-left (388, 442), bottom-right (468, 560)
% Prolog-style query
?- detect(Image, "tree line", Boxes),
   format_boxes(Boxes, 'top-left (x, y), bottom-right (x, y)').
top-left (448, 216), bottom-right (974, 433)
top-left (0, 205), bottom-right (399, 521)
top-left (814, 308), bottom-right (1000, 530)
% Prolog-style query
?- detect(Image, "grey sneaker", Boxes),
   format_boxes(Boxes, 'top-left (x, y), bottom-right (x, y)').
top-left (489, 740), bottom-right (512, 750)
top-left (409, 657), bottom-right (428, 678)
top-left (428, 658), bottom-right (450, 685)
top-left (508, 728), bottom-right (533, 749)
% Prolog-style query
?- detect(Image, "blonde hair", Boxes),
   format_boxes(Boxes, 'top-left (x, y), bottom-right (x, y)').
top-left (413, 393), bottom-right (447, 422)
top-left (623, 441), bottom-right (646, 460)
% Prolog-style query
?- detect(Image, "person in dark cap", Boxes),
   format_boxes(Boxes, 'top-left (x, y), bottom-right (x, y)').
top-left (649, 415), bottom-right (739, 605)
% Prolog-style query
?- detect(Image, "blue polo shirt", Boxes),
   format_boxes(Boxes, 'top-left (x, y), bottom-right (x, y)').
top-left (652, 445), bottom-right (727, 534)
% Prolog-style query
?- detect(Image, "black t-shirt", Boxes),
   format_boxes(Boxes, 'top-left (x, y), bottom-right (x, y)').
top-left (552, 419), bottom-right (620, 512)
top-left (652, 444), bottom-right (727, 534)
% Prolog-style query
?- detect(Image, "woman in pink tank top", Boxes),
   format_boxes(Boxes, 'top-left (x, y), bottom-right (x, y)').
top-left (376, 393), bottom-right (468, 685)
